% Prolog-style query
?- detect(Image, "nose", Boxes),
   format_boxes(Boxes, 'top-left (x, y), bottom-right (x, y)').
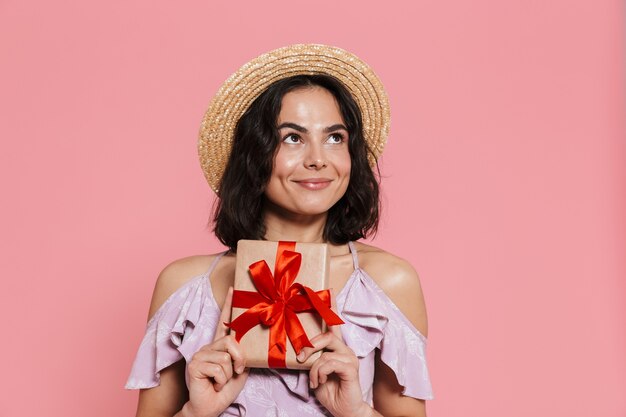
top-left (304, 142), bottom-right (327, 170)
top-left (306, 158), bottom-right (327, 170)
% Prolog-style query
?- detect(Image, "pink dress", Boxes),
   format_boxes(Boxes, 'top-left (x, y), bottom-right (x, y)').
top-left (126, 242), bottom-right (433, 416)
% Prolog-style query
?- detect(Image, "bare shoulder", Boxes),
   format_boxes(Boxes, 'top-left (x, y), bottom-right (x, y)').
top-left (146, 254), bottom-right (219, 321)
top-left (353, 242), bottom-right (420, 290)
top-left (354, 241), bottom-right (428, 337)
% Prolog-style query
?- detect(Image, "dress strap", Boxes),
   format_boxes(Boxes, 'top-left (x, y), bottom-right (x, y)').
top-left (347, 241), bottom-right (359, 270)
top-left (205, 250), bottom-right (228, 276)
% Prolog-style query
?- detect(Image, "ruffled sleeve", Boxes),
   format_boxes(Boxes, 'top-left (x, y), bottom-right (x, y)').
top-left (125, 274), bottom-right (221, 389)
top-left (338, 269), bottom-right (434, 400)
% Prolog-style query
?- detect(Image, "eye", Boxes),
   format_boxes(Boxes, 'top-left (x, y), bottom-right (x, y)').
top-left (326, 133), bottom-right (345, 144)
top-left (282, 134), bottom-right (301, 144)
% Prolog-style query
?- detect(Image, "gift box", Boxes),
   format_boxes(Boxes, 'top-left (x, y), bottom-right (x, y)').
top-left (227, 240), bottom-right (344, 369)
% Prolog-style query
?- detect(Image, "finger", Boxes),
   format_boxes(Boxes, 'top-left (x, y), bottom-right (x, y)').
top-left (329, 323), bottom-right (343, 342)
top-left (308, 351), bottom-right (351, 389)
top-left (198, 350), bottom-right (235, 382)
top-left (189, 349), bottom-right (234, 392)
top-left (297, 331), bottom-right (346, 363)
top-left (214, 286), bottom-right (234, 340)
top-left (203, 335), bottom-right (247, 375)
top-left (223, 335), bottom-right (247, 374)
top-left (187, 360), bottom-right (228, 389)
top-left (314, 359), bottom-right (356, 387)
top-left (328, 288), bottom-right (344, 342)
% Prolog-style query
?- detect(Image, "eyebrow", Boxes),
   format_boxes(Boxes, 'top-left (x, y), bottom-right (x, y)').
top-left (276, 122), bottom-right (348, 133)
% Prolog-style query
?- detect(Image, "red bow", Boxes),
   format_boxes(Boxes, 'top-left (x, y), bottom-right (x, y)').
top-left (226, 241), bottom-right (344, 368)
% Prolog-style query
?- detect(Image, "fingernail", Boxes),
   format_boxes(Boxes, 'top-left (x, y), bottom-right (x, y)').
top-left (297, 352), bottom-right (305, 362)
top-left (236, 366), bottom-right (244, 374)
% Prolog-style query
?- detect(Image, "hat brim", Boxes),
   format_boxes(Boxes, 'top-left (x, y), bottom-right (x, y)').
top-left (198, 44), bottom-right (390, 193)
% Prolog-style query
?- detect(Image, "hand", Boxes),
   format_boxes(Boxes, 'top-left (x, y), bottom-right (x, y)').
top-left (180, 287), bottom-right (249, 417)
top-left (297, 323), bottom-right (370, 417)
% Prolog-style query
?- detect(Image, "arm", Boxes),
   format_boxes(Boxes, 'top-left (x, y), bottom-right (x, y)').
top-left (133, 256), bottom-right (248, 417)
top-left (298, 252), bottom-right (429, 417)
top-left (366, 253), bottom-right (429, 417)
top-left (136, 360), bottom-right (188, 417)
top-left (372, 352), bottom-right (426, 417)
top-left (134, 258), bottom-right (199, 417)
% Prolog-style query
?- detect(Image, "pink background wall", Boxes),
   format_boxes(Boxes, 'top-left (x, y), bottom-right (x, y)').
top-left (1, 1), bottom-right (624, 416)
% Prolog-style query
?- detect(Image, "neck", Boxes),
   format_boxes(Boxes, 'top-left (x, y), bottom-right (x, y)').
top-left (262, 202), bottom-right (328, 243)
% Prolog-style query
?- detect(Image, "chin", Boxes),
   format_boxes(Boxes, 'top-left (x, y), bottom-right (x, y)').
top-left (286, 200), bottom-right (336, 216)
top-left (264, 181), bottom-right (348, 216)
top-left (267, 194), bottom-right (342, 218)
top-left (297, 192), bottom-right (346, 211)
top-left (294, 206), bottom-right (334, 216)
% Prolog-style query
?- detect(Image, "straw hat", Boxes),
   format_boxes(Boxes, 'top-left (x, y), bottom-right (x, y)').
top-left (198, 44), bottom-right (390, 193)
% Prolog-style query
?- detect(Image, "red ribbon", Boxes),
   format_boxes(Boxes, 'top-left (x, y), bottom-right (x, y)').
top-left (226, 241), bottom-right (344, 368)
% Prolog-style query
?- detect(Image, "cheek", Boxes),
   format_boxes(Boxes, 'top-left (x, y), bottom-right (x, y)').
top-left (342, 156), bottom-right (352, 175)
top-left (334, 150), bottom-right (352, 177)
top-left (271, 147), bottom-right (301, 178)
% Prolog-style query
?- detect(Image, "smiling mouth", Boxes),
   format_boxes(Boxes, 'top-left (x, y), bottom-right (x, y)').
top-left (293, 179), bottom-right (333, 190)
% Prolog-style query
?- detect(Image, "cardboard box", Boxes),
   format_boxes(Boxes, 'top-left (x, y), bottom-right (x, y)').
top-left (230, 240), bottom-right (335, 369)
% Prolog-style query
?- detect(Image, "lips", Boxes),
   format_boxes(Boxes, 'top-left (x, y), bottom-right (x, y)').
top-left (293, 178), bottom-right (333, 190)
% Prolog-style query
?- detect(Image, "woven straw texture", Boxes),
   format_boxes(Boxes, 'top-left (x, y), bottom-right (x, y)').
top-left (198, 44), bottom-right (390, 193)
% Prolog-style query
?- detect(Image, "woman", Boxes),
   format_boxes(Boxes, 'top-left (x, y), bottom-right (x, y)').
top-left (126, 44), bottom-right (433, 417)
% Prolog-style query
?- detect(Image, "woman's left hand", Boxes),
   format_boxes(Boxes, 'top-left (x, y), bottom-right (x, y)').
top-left (296, 325), bottom-right (371, 417)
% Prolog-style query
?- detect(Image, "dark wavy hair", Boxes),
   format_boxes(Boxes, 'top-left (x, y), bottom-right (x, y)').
top-left (212, 74), bottom-right (380, 252)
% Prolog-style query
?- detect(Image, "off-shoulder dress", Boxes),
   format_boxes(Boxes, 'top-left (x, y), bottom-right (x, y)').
top-left (126, 242), bottom-right (433, 416)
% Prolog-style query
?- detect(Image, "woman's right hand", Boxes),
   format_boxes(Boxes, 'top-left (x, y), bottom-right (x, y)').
top-left (179, 287), bottom-right (249, 417)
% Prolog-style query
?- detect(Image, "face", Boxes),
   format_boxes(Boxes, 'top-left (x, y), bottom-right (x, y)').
top-left (264, 86), bottom-right (351, 217)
